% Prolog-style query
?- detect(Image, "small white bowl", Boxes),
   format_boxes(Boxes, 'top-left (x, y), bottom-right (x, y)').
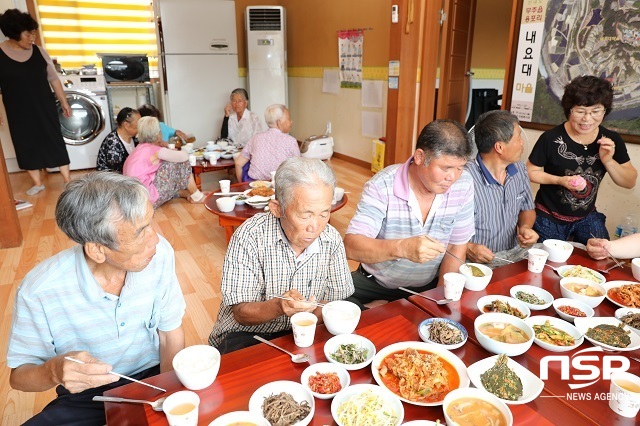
top-left (208, 411), bottom-right (269, 426)
top-left (221, 152), bottom-right (234, 159)
top-left (542, 239), bottom-right (574, 262)
top-left (217, 140), bottom-right (229, 148)
top-left (615, 307), bottom-right (640, 336)
top-left (443, 387), bottom-right (513, 426)
top-left (172, 345), bottom-right (221, 390)
top-left (248, 380), bottom-right (314, 426)
top-left (632, 258), bottom-right (640, 281)
top-left (474, 312), bottom-right (534, 357)
top-left (331, 384), bottom-right (404, 426)
top-left (524, 315), bottom-right (583, 352)
top-left (418, 318), bottom-right (468, 350)
top-left (459, 263), bottom-right (493, 291)
top-left (510, 285), bottom-right (554, 311)
top-left (233, 195), bottom-right (247, 205)
top-left (322, 300), bottom-right (361, 335)
top-left (204, 151), bottom-right (221, 161)
top-left (215, 196), bottom-right (235, 213)
top-left (476, 295), bottom-right (531, 319)
top-left (300, 362), bottom-right (350, 400)
top-left (553, 298), bottom-right (594, 323)
top-left (324, 334), bottom-right (375, 371)
top-left (560, 277), bottom-right (606, 308)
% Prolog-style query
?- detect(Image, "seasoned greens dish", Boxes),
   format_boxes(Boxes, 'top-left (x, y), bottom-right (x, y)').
top-left (515, 291), bottom-right (546, 305)
top-left (585, 323), bottom-right (631, 348)
top-left (480, 354), bottom-right (523, 401)
top-left (483, 300), bottom-right (526, 318)
top-left (533, 320), bottom-right (575, 346)
top-left (330, 343), bottom-right (369, 364)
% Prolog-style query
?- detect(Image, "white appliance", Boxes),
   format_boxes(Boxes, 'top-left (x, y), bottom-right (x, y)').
top-left (155, 0), bottom-right (239, 144)
top-left (245, 6), bottom-right (287, 124)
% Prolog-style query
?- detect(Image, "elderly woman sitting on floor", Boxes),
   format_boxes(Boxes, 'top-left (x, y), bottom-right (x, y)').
top-left (123, 116), bottom-right (206, 208)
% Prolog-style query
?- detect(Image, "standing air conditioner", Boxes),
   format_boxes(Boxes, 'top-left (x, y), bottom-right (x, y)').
top-left (245, 6), bottom-right (287, 125)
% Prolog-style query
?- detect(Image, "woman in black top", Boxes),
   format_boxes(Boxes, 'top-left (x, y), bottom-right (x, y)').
top-left (96, 107), bottom-right (140, 173)
top-left (526, 75), bottom-right (637, 244)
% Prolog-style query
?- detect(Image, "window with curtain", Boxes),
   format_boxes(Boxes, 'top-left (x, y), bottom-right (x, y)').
top-left (36, 0), bottom-right (157, 70)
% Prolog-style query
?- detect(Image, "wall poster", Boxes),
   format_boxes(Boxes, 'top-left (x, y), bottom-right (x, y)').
top-left (338, 29), bottom-right (363, 88)
top-left (509, 0), bottom-right (640, 141)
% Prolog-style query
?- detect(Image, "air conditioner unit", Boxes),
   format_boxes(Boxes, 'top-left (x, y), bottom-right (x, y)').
top-left (245, 6), bottom-right (287, 125)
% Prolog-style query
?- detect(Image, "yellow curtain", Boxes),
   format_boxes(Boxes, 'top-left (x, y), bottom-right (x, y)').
top-left (36, 0), bottom-right (157, 70)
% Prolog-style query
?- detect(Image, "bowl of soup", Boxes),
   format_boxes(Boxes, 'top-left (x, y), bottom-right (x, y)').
top-left (443, 387), bottom-right (513, 426)
top-left (474, 312), bottom-right (534, 357)
top-left (542, 239), bottom-right (574, 263)
top-left (560, 277), bottom-right (606, 308)
top-left (322, 300), bottom-right (361, 335)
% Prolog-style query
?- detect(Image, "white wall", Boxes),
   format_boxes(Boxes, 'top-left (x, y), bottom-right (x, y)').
top-left (522, 128), bottom-right (640, 236)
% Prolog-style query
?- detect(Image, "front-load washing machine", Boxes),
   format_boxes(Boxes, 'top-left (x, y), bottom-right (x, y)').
top-left (57, 74), bottom-right (111, 170)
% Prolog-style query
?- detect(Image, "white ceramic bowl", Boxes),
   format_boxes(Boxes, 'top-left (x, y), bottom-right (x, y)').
top-left (559, 277), bottom-right (606, 308)
top-left (476, 295), bottom-right (531, 319)
top-left (204, 151), bottom-right (221, 161)
top-left (542, 239), bottom-right (574, 262)
top-left (509, 285), bottom-right (554, 311)
top-left (474, 312), bottom-right (534, 357)
top-left (172, 345), bottom-right (221, 390)
top-left (553, 297), bottom-right (594, 323)
top-left (331, 384), bottom-right (404, 426)
top-left (418, 318), bottom-right (468, 350)
top-left (300, 362), bottom-right (350, 400)
top-left (248, 380), bottom-right (314, 426)
top-left (208, 411), bottom-right (269, 426)
top-left (221, 152), bottom-right (234, 159)
top-left (322, 301), bottom-right (361, 335)
top-left (324, 334), bottom-right (375, 371)
top-left (217, 140), bottom-right (229, 148)
top-left (215, 196), bottom-right (235, 213)
top-left (459, 263), bottom-right (493, 291)
top-left (632, 258), bottom-right (640, 281)
top-left (524, 315), bottom-right (583, 352)
top-left (233, 195), bottom-right (247, 205)
top-left (443, 387), bottom-right (513, 426)
top-left (615, 307), bottom-right (640, 336)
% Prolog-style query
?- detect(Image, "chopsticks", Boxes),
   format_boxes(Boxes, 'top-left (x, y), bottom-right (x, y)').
top-left (590, 233), bottom-right (624, 270)
top-left (213, 192), bottom-right (245, 196)
top-left (421, 234), bottom-right (466, 265)
top-left (493, 256), bottom-right (515, 264)
top-left (64, 356), bottom-right (166, 392)
top-left (268, 294), bottom-right (327, 308)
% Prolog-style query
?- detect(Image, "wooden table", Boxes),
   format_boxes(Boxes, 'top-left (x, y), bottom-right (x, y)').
top-left (104, 299), bottom-right (591, 425)
top-left (408, 249), bottom-right (640, 426)
top-left (205, 182), bottom-right (349, 242)
top-left (191, 158), bottom-right (235, 190)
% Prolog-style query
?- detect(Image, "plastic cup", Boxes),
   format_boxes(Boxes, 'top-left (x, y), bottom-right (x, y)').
top-left (163, 390), bottom-right (200, 426)
top-left (270, 171), bottom-right (276, 182)
top-left (443, 272), bottom-right (466, 301)
top-left (188, 155), bottom-right (196, 166)
top-left (528, 248), bottom-right (549, 273)
top-left (168, 143), bottom-right (175, 150)
top-left (333, 187), bottom-right (345, 205)
top-left (609, 372), bottom-right (640, 418)
top-left (291, 312), bottom-right (317, 347)
top-left (219, 180), bottom-right (231, 194)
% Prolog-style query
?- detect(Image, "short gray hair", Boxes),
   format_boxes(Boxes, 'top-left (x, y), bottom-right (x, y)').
top-left (56, 172), bottom-right (150, 249)
top-left (274, 157), bottom-right (335, 210)
top-left (137, 116), bottom-right (161, 143)
top-left (264, 104), bottom-right (287, 128)
top-left (474, 110), bottom-right (519, 154)
top-left (416, 119), bottom-right (472, 165)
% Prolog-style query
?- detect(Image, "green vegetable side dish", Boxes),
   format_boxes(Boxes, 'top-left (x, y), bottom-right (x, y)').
top-left (330, 343), bottom-right (369, 364)
top-left (533, 320), bottom-right (575, 346)
top-left (515, 291), bottom-right (546, 305)
top-left (585, 324), bottom-right (631, 348)
top-left (483, 300), bottom-right (526, 318)
top-left (469, 265), bottom-right (485, 277)
top-left (480, 354), bottom-right (523, 401)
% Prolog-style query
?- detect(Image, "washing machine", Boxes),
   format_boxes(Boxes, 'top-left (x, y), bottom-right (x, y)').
top-left (57, 74), bottom-right (111, 170)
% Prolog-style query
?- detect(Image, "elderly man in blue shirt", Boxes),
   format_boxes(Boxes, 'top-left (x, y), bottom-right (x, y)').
top-left (7, 172), bottom-right (186, 426)
top-left (465, 110), bottom-right (539, 267)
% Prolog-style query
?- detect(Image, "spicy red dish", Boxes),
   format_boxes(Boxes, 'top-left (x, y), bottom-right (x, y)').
top-left (558, 305), bottom-right (586, 317)
top-left (308, 372), bottom-right (342, 394)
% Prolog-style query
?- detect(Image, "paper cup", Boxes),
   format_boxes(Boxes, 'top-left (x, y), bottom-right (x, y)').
top-left (333, 187), bottom-right (345, 205)
top-left (168, 143), bottom-right (175, 150)
top-left (443, 272), bottom-right (466, 301)
top-left (188, 155), bottom-right (196, 166)
top-left (219, 180), bottom-right (231, 194)
top-left (609, 372), bottom-right (640, 418)
top-left (528, 248), bottom-right (549, 273)
top-left (163, 390), bottom-right (200, 426)
top-left (291, 312), bottom-right (317, 347)
top-left (270, 171), bottom-right (276, 182)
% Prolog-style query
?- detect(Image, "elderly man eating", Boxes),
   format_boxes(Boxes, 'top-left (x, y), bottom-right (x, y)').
top-left (344, 119), bottom-right (475, 308)
top-left (7, 172), bottom-right (186, 426)
top-left (209, 157), bottom-right (354, 353)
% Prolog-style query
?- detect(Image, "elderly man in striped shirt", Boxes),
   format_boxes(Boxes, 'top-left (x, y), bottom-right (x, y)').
top-left (466, 110), bottom-right (538, 267)
top-left (345, 119), bottom-right (475, 308)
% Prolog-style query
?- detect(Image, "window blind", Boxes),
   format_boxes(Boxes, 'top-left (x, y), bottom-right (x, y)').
top-left (36, 0), bottom-right (157, 70)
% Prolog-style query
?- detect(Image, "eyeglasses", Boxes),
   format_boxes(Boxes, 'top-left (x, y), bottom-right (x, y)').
top-left (571, 108), bottom-right (605, 119)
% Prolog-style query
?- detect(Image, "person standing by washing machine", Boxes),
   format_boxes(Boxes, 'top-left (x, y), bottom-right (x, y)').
top-left (0, 9), bottom-right (72, 195)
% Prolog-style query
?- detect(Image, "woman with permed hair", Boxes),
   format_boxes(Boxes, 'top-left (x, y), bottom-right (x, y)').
top-left (526, 75), bottom-right (637, 244)
top-left (0, 9), bottom-right (72, 195)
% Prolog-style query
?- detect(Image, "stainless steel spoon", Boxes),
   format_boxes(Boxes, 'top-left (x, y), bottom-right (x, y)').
top-left (92, 396), bottom-right (167, 412)
top-left (398, 287), bottom-right (453, 305)
top-left (253, 335), bottom-right (310, 363)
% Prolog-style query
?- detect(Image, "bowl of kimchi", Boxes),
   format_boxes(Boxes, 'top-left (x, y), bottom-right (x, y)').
top-left (300, 362), bottom-right (350, 400)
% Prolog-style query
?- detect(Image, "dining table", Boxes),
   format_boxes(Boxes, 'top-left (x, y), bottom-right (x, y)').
top-left (191, 158), bottom-right (236, 190)
top-left (204, 182), bottom-right (349, 243)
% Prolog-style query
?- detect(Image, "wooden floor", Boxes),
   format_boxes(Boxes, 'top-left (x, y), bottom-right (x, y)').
top-left (0, 157), bottom-right (372, 424)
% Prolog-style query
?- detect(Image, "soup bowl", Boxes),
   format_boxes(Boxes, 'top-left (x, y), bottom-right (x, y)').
top-left (172, 345), bottom-right (221, 390)
top-left (474, 312), bottom-right (534, 357)
top-left (559, 277), bottom-right (606, 308)
top-left (322, 301), bottom-right (361, 335)
top-left (542, 239), bottom-right (574, 262)
top-left (459, 263), bottom-right (492, 291)
top-left (443, 387), bottom-right (513, 426)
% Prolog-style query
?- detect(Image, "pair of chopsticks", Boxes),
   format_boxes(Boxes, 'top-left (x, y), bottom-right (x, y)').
top-left (268, 294), bottom-right (327, 308)
top-left (65, 356), bottom-right (166, 392)
top-left (590, 233), bottom-right (624, 270)
top-left (421, 234), bottom-right (466, 265)
top-left (213, 191), bottom-right (245, 196)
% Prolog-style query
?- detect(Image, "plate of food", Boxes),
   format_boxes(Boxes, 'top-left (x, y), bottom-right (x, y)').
top-left (574, 316), bottom-right (640, 352)
top-left (556, 265), bottom-right (605, 285)
top-left (466, 354), bottom-right (544, 405)
top-left (603, 280), bottom-right (640, 308)
top-left (615, 307), bottom-right (640, 336)
top-left (418, 318), bottom-right (468, 350)
top-left (331, 384), bottom-right (403, 426)
top-left (371, 341), bottom-right (469, 406)
top-left (249, 180), bottom-right (272, 188)
top-left (509, 285), bottom-right (553, 310)
top-left (476, 295), bottom-right (531, 319)
top-left (524, 315), bottom-right (583, 352)
top-left (248, 380), bottom-right (314, 426)
top-left (245, 186), bottom-right (275, 198)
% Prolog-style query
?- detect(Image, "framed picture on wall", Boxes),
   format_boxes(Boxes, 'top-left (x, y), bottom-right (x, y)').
top-left (504, 0), bottom-right (640, 143)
